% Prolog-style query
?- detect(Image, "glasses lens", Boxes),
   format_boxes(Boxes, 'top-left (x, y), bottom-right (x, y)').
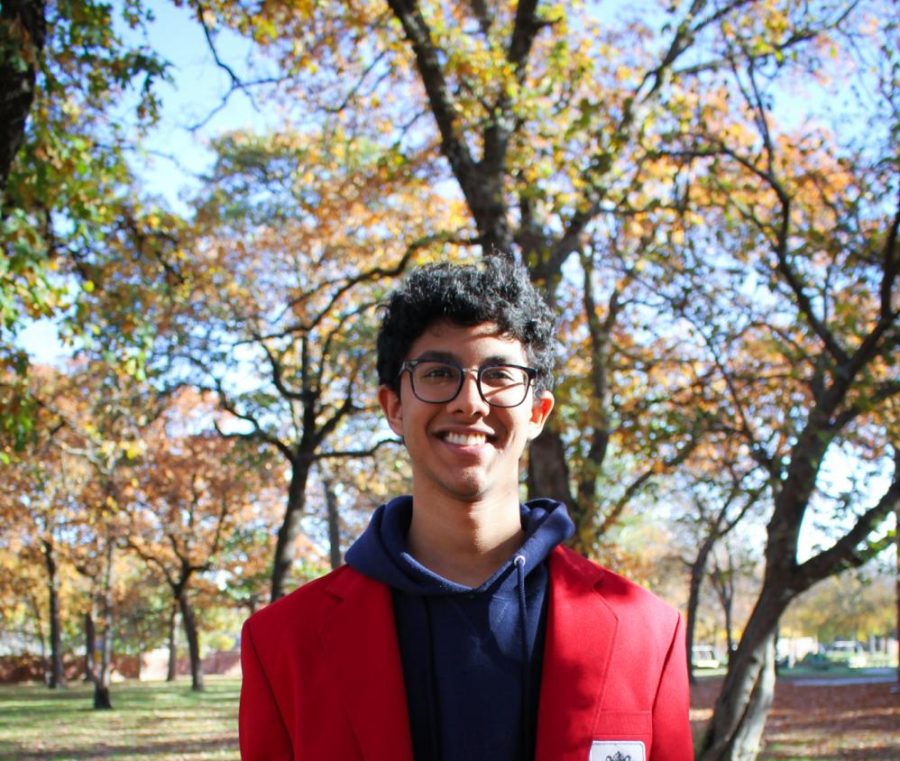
top-left (479, 365), bottom-right (531, 407)
top-left (410, 361), bottom-right (462, 403)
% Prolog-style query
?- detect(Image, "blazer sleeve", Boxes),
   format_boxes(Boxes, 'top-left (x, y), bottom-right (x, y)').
top-left (239, 619), bottom-right (294, 760)
top-left (651, 612), bottom-right (694, 761)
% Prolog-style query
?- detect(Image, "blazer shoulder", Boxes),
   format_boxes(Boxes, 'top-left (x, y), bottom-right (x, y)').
top-left (550, 545), bottom-right (680, 626)
top-left (243, 565), bottom-right (369, 639)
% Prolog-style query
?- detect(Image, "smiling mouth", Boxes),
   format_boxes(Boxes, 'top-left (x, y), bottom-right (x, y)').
top-left (442, 431), bottom-right (490, 446)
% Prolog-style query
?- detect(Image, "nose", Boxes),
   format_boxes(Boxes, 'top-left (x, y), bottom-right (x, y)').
top-left (449, 369), bottom-right (489, 416)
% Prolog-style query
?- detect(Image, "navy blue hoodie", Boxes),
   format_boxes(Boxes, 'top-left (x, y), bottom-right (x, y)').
top-left (345, 496), bottom-right (574, 761)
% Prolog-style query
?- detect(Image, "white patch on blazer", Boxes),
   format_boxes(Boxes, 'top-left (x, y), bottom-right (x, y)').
top-left (588, 740), bottom-right (647, 761)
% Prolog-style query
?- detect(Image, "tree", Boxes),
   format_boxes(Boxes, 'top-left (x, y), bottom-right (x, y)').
top-left (671, 456), bottom-right (764, 681)
top-left (1, 0), bottom-right (170, 450)
top-left (708, 538), bottom-right (760, 662)
top-left (3, 4), bottom-right (893, 756)
top-left (0, 0), bottom-right (45, 200)
top-left (648, 7), bottom-right (900, 755)
top-left (0, 537), bottom-right (49, 673)
top-left (36, 359), bottom-right (163, 709)
top-left (0, 361), bottom-right (145, 701)
top-left (1, 367), bottom-right (85, 688)
top-left (127, 391), bottom-right (275, 690)
top-left (312, 442), bottom-right (413, 570)
top-left (365, 0), bottom-right (854, 540)
top-left (548, 240), bottom-right (710, 552)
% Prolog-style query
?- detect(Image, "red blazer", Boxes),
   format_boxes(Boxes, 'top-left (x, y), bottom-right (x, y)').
top-left (239, 546), bottom-right (693, 761)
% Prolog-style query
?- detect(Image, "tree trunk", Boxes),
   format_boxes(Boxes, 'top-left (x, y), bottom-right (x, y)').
top-left (685, 536), bottom-right (716, 684)
top-left (701, 447), bottom-right (898, 758)
top-left (93, 679), bottom-right (113, 710)
top-left (166, 603), bottom-right (178, 682)
top-left (324, 477), bottom-right (343, 570)
top-left (92, 536), bottom-right (114, 710)
top-left (0, 0), bottom-right (46, 202)
top-left (698, 589), bottom-right (787, 761)
top-left (527, 428), bottom-right (573, 508)
top-left (83, 611), bottom-right (96, 682)
top-left (714, 556), bottom-right (737, 661)
top-left (29, 589), bottom-right (47, 668)
top-left (723, 590), bottom-right (735, 662)
top-left (41, 538), bottom-right (65, 689)
top-left (270, 456), bottom-right (312, 601)
top-left (179, 589), bottom-right (204, 692)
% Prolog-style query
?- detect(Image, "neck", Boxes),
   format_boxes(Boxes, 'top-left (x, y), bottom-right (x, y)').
top-left (407, 493), bottom-right (524, 587)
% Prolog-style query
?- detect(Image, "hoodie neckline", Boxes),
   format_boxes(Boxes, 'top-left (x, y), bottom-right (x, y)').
top-left (345, 495), bottom-right (574, 596)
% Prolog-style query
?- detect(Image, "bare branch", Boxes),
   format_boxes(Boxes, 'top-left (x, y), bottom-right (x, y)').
top-left (186, 1), bottom-right (284, 130)
top-left (793, 449), bottom-right (899, 589)
top-left (314, 437), bottom-right (402, 460)
top-left (879, 189), bottom-right (899, 323)
top-left (214, 388), bottom-right (295, 462)
top-left (271, 230), bottom-right (471, 338)
top-left (598, 429), bottom-right (702, 536)
top-left (325, 46), bottom-right (393, 114)
top-left (637, 0), bottom-right (756, 105)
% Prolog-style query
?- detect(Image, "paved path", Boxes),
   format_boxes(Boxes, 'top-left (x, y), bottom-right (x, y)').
top-left (788, 668), bottom-right (897, 687)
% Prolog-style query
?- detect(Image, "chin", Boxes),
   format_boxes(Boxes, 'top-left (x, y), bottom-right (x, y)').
top-left (448, 484), bottom-right (488, 502)
top-left (437, 475), bottom-right (488, 501)
top-left (447, 477), bottom-right (518, 504)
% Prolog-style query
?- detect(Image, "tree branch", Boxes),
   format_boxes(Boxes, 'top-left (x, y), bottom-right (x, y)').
top-left (213, 386), bottom-right (295, 462)
top-left (793, 449), bottom-right (899, 590)
top-left (314, 437), bottom-right (401, 460)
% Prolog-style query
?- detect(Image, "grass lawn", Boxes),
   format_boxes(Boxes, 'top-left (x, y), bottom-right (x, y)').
top-left (3, 671), bottom-right (897, 760)
top-left (0, 677), bottom-right (239, 760)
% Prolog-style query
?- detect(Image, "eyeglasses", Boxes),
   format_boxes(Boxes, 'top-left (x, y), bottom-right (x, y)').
top-left (399, 359), bottom-right (538, 408)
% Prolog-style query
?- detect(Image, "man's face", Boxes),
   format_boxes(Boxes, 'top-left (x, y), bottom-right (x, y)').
top-left (378, 320), bottom-right (554, 506)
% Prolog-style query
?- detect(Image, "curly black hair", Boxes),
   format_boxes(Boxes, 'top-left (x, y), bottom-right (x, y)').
top-left (376, 258), bottom-right (557, 394)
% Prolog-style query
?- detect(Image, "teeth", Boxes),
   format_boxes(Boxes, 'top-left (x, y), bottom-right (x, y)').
top-left (444, 432), bottom-right (487, 446)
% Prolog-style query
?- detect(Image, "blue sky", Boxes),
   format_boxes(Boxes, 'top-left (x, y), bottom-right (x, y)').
top-left (127, 1), bottom-right (280, 212)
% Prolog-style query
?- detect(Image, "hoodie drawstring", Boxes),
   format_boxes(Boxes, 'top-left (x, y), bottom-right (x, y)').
top-left (514, 554), bottom-right (532, 761)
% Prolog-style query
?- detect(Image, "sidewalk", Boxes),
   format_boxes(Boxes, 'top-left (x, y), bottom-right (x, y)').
top-left (786, 667), bottom-right (897, 687)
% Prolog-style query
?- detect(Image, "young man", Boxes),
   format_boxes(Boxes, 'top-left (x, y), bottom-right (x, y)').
top-left (239, 260), bottom-right (693, 761)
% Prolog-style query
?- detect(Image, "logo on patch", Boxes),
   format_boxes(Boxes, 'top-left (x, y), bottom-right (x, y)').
top-left (589, 741), bottom-right (646, 761)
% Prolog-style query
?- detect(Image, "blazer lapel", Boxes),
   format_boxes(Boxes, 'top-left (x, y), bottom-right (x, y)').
top-left (319, 569), bottom-right (414, 761)
top-left (536, 548), bottom-right (618, 761)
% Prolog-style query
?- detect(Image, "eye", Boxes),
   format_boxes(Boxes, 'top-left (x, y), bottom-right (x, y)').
top-left (418, 362), bottom-right (458, 382)
top-left (481, 365), bottom-right (519, 385)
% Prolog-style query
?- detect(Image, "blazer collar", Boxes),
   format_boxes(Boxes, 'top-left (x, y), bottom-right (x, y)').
top-left (536, 547), bottom-right (618, 761)
top-left (319, 568), bottom-right (415, 761)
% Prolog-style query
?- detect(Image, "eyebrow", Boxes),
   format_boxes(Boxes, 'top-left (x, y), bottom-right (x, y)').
top-left (411, 350), bottom-right (521, 366)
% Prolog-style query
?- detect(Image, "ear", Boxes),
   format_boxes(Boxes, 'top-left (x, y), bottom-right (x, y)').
top-left (527, 391), bottom-right (554, 439)
top-left (378, 385), bottom-right (405, 438)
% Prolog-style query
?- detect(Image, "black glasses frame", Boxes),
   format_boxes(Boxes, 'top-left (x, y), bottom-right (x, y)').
top-left (398, 359), bottom-right (538, 408)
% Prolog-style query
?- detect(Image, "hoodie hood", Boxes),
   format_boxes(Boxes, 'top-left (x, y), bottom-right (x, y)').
top-left (345, 495), bottom-right (574, 594)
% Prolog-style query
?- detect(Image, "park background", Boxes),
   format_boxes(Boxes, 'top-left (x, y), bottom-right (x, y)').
top-left (0, 0), bottom-right (897, 759)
